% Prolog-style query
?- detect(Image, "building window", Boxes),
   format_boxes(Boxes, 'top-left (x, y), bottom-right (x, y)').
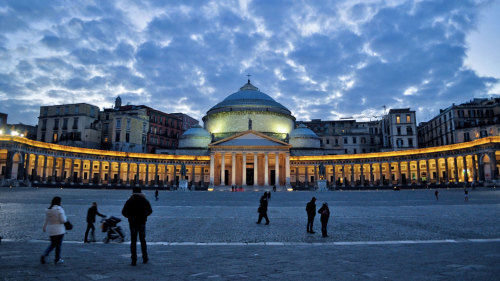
top-left (396, 115), bottom-right (400, 124)
top-left (126, 118), bottom-right (131, 130)
top-left (353, 149), bottom-right (357, 154)
top-left (126, 132), bottom-right (130, 143)
top-left (143, 123), bottom-right (147, 133)
top-left (116, 118), bottom-right (121, 129)
top-left (63, 118), bottom-right (68, 130)
top-left (361, 137), bottom-right (366, 144)
top-left (464, 132), bottom-right (470, 142)
top-left (53, 133), bottom-right (58, 143)
top-left (75, 105), bottom-right (79, 114)
top-left (326, 139), bottom-right (329, 144)
top-left (43, 107), bottom-right (48, 116)
top-left (408, 138), bottom-right (413, 147)
top-left (397, 127), bottom-right (401, 135)
top-left (115, 131), bottom-right (120, 142)
top-left (56, 107), bottom-right (60, 115)
top-left (54, 119), bottom-right (59, 130)
top-left (73, 118), bottom-right (78, 129)
top-left (406, 114), bottom-right (411, 123)
top-left (335, 138), bottom-right (339, 145)
top-left (407, 126), bottom-right (413, 135)
top-left (396, 138), bottom-right (403, 148)
top-left (352, 137), bottom-right (357, 144)
top-left (42, 119), bottom-right (47, 130)
top-left (344, 138), bottom-right (347, 144)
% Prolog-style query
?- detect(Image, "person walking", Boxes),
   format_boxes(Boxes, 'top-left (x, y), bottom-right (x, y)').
top-left (464, 188), bottom-right (469, 201)
top-left (122, 187), bottom-right (153, 266)
top-left (306, 197), bottom-right (316, 233)
top-left (155, 188), bottom-right (159, 201)
top-left (272, 185), bottom-right (276, 192)
top-left (41, 196), bottom-right (67, 264)
top-left (84, 202), bottom-right (106, 243)
top-left (318, 202), bottom-right (330, 237)
top-left (256, 192), bottom-right (269, 225)
top-left (434, 190), bottom-right (439, 200)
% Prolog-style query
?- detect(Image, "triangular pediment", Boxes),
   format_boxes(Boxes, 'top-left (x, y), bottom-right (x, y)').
top-left (209, 130), bottom-right (290, 148)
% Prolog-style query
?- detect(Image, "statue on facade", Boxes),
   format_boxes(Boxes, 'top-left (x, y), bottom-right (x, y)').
top-left (318, 163), bottom-right (326, 180)
top-left (248, 118), bottom-right (252, 130)
top-left (180, 163), bottom-right (187, 177)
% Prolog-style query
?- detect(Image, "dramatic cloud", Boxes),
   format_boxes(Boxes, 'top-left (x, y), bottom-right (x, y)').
top-left (0, 0), bottom-right (498, 125)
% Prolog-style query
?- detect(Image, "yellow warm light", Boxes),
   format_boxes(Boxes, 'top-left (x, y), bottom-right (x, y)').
top-left (10, 131), bottom-right (19, 136)
top-left (291, 137), bottom-right (500, 161)
top-left (0, 129), bottom-right (3, 135)
top-left (0, 136), bottom-right (210, 161)
top-left (208, 187), bottom-right (214, 191)
top-left (287, 187), bottom-right (293, 192)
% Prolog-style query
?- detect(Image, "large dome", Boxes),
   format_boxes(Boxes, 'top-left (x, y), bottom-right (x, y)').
top-left (178, 125), bottom-right (212, 148)
top-left (289, 124), bottom-right (320, 148)
top-left (206, 81), bottom-right (291, 115)
top-left (203, 80), bottom-right (295, 141)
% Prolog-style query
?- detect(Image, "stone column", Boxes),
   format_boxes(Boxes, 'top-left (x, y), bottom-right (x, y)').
top-left (125, 163), bottom-right (130, 184)
top-left (173, 164), bottom-right (177, 186)
top-left (79, 159), bottom-right (84, 184)
top-left (275, 153), bottom-right (280, 186)
top-left (254, 153), bottom-right (259, 186)
top-left (33, 154), bottom-right (39, 181)
top-left (89, 160), bottom-right (94, 184)
top-left (117, 162), bottom-right (122, 184)
top-left (444, 157), bottom-right (449, 184)
top-left (332, 165), bottom-right (336, 188)
top-left (42, 156), bottom-right (48, 182)
top-left (201, 165), bottom-right (205, 186)
top-left (426, 159), bottom-right (430, 184)
top-left (242, 153), bottom-right (247, 186)
top-left (388, 162), bottom-right (393, 186)
top-left (136, 162), bottom-right (140, 185)
top-left (305, 165), bottom-right (309, 186)
top-left (61, 157), bottom-right (66, 182)
top-left (489, 152), bottom-right (497, 180)
top-left (145, 163), bottom-right (150, 185)
top-left (359, 163), bottom-right (365, 186)
top-left (472, 155), bottom-right (477, 183)
top-left (264, 153), bottom-right (269, 186)
top-left (209, 153), bottom-right (215, 186)
top-left (417, 160), bottom-right (421, 185)
top-left (69, 159), bottom-right (74, 183)
top-left (97, 161), bottom-right (102, 184)
top-left (155, 164), bottom-right (159, 185)
top-left (285, 153), bottom-right (290, 187)
top-left (24, 154), bottom-right (31, 180)
top-left (463, 156), bottom-right (468, 183)
top-left (314, 164), bottom-right (318, 184)
top-left (369, 164), bottom-right (374, 186)
top-left (453, 157), bottom-right (459, 183)
top-left (191, 164), bottom-right (195, 188)
top-left (397, 161), bottom-right (402, 185)
top-left (435, 158), bottom-right (440, 184)
top-left (221, 153), bottom-right (225, 186)
top-left (379, 163), bottom-right (383, 186)
top-left (232, 152), bottom-right (236, 186)
top-left (350, 164), bottom-right (355, 187)
top-left (342, 165), bottom-right (346, 187)
top-left (52, 157), bottom-right (58, 181)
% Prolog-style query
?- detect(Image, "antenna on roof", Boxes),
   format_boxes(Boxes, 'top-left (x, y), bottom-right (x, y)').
top-left (246, 73), bottom-right (251, 83)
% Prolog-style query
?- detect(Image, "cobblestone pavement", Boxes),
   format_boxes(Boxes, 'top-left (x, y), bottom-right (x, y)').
top-left (0, 187), bottom-right (499, 280)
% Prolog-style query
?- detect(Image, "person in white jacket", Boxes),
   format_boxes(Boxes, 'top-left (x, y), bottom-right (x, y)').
top-left (41, 196), bottom-right (67, 264)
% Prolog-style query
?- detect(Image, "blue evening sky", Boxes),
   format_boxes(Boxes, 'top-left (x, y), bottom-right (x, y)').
top-left (0, 0), bottom-right (499, 125)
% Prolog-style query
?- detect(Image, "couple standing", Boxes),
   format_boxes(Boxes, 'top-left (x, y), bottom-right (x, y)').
top-left (306, 197), bottom-right (330, 237)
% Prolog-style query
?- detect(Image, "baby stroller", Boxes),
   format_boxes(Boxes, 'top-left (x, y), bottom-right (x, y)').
top-left (101, 216), bottom-right (125, 243)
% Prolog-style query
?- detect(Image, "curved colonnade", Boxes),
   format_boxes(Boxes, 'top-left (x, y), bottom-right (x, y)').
top-left (1, 136), bottom-right (499, 188)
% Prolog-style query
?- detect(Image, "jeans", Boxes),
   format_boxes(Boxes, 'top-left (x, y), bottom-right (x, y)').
top-left (129, 223), bottom-right (147, 261)
top-left (321, 219), bottom-right (329, 237)
top-left (307, 216), bottom-right (315, 232)
top-left (43, 234), bottom-right (64, 261)
top-left (84, 222), bottom-right (95, 242)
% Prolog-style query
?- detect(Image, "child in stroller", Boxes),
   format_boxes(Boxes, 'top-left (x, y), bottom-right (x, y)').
top-left (101, 216), bottom-right (125, 243)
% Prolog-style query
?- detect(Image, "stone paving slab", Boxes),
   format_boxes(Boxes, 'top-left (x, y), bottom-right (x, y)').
top-left (0, 240), bottom-right (499, 280)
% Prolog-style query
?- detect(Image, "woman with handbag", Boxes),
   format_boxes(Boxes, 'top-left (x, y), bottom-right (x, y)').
top-left (41, 196), bottom-right (67, 264)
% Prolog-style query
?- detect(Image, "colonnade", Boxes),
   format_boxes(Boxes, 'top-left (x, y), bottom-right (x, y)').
top-left (292, 152), bottom-right (498, 188)
top-left (208, 151), bottom-right (290, 186)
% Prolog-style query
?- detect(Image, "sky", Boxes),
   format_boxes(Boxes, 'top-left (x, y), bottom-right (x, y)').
top-left (0, 0), bottom-right (499, 126)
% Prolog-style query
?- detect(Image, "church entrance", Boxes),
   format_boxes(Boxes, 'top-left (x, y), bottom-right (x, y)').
top-left (246, 168), bottom-right (254, 185)
top-left (270, 170), bottom-right (276, 185)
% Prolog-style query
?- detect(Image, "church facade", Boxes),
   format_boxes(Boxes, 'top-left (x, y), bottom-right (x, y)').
top-left (1, 81), bottom-right (499, 189)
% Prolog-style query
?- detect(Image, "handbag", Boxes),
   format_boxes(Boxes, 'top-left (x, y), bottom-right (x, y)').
top-left (64, 220), bottom-right (73, 230)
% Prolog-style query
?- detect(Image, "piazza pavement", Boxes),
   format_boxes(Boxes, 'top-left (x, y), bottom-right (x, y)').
top-left (0, 186), bottom-right (499, 280)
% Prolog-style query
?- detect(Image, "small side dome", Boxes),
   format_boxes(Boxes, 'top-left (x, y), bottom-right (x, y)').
top-left (178, 125), bottom-right (212, 148)
top-left (289, 124), bottom-right (320, 148)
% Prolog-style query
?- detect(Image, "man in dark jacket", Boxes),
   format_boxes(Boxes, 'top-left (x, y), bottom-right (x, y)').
top-left (306, 197), bottom-right (316, 233)
top-left (122, 187), bottom-right (153, 266)
top-left (84, 202), bottom-right (105, 243)
top-left (256, 192), bottom-right (270, 225)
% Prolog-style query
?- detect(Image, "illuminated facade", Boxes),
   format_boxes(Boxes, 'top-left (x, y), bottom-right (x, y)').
top-left (1, 81), bottom-right (499, 189)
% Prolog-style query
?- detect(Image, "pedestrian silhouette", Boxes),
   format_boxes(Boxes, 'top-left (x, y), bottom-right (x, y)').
top-left (41, 196), bottom-right (67, 264)
top-left (84, 202), bottom-right (105, 243)
top-left (434, 190), bottom-right (439, 200)
top-left (306, 197), bottom-right (316, 233)
top-left (318, 202), bottom-right (330, 237)
top-left (256, 192), bottom-right (269, 225)
top-left (155, 189), bottom-right (159, 201)
top-left (464, 188), bottom-right (468, 201)
top-left (122, 187), bottom-right (153, 266)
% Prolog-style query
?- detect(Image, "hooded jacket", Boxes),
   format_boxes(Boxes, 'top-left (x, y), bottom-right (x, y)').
top-left (43, 205), bottom-right (67, 236)
top-left (122, 193), bottom-right (153, 225)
